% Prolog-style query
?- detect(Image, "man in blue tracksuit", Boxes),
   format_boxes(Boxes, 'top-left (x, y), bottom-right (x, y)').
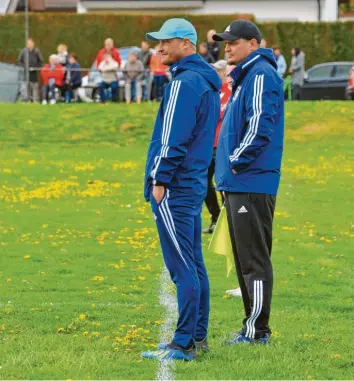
top-left (213, 20), bottom-right (284, 344)
top-left (142, 19), bottom-right (221, 361)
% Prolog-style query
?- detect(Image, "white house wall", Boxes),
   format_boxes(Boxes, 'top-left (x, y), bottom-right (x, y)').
top-left (78, 0), bottom-right (338, 22)
top-left (189, 0), bottom-right (325, 21)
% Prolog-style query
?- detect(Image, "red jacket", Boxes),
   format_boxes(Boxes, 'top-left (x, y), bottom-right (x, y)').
top-left (96, 48), bottom-right (122, 67)
top-left (40, 64), bottom-right (65, 86)
top-left (214, 81), bottom-right (232, 147)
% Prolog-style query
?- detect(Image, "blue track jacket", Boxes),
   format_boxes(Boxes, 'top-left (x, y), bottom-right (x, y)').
top-left (144, 54), bottom-right (221, 207)
top-left (215, 48), bottom-right (284, 195)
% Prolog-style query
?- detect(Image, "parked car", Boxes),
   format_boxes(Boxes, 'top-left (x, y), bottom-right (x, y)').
top-left (345, 64), bottom-right (354, 100)
top-left (300, 62), bottom-right (354, 100)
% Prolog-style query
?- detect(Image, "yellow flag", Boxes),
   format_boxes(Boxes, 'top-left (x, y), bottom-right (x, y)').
top-left (208, 206), bottom-right (234, 277)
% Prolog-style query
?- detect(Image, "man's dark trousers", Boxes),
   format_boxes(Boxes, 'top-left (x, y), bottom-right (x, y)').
top-left (204, 148), bottom-right (224, 223)
top-left (225, 192), bottom-right (276, 339)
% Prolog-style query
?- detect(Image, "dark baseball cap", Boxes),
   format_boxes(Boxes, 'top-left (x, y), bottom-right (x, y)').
top-left (213, 20), bottom-right (262, 43)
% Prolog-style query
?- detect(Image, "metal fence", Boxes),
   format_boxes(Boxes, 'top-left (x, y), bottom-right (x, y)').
top-left (0, 65), bottom-right (170, 103)
top-left (0, 62), bottom-right (23, 102)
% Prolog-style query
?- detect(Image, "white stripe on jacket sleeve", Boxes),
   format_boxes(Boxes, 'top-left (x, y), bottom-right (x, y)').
top-left (150, 80), bottom-right (181, 179)
top-left (230, 74), bottom-right (264, 163)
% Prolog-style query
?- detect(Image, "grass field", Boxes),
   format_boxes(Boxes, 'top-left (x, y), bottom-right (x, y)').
top-left (0, 101), bottom-right (353, 380)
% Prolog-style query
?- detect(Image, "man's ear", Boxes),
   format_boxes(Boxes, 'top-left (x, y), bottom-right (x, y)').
top-left (252, 39), bottom-right (259, 50)
top-left (184, 39), bottom-right (196, 52)
top-left (249, 39), bottom-right (259, 52)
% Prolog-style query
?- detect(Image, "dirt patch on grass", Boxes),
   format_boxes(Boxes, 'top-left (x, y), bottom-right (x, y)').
top-left (302, 124), bottom-right (329, 135)
top-left (288, 120), bottom-right (352, 141)
top-left (119, 123), bottom-right (134, 132)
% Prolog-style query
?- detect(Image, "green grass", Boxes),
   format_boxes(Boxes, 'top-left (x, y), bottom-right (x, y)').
top-left (0, 101), bottom-right (353, 380)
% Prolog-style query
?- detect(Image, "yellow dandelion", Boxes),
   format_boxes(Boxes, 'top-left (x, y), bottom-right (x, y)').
top-left (92, 276), bottom-right (104, 281)
top-left (23, 255), bottom-right (31, 259)
top-left (295, 272), bottom-right (305, 276)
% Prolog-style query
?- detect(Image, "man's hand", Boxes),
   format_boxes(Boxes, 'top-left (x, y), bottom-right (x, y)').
top-left (288, 68), bottom-right (293, 74)
top-left (152, 185), bottom-right (165, 204)
top-left (232, 169), bottom-right (238, 175)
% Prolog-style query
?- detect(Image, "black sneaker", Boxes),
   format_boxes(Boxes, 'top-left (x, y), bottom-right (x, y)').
top-left (196, 337), bottom-right (209, 352)
top-left (202, 222), bottom-right (216, 234)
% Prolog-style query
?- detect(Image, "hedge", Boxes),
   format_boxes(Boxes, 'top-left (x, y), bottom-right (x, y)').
top-left (0, 13), bottom-right (353, 70)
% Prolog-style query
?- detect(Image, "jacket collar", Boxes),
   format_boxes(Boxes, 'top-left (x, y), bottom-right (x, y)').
top-left (169, 54), bottom-right (199, 78)
top-left (230, 50), bottom-right (262, 88)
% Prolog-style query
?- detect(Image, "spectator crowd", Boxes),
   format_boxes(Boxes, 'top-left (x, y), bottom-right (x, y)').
top-left (18, 31), bottom-right (305, 105)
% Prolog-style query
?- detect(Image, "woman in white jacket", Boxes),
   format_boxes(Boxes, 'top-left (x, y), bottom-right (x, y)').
top-left (98, 53), bottom-right (119, 103)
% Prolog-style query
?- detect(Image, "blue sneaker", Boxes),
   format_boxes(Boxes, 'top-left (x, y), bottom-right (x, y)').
top-left (141, 345), bottom-right (196, 361)
top-left (227, 331), bottom-right (270, 345)
top-left (227, 331), bottom-right (251, 344)
top-left (257, 333), bottom-right (270, 344)
top-left (157, 342), bottom-right (168, 350)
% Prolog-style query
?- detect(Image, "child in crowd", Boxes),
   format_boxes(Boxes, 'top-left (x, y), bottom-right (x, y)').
top-left (64, 53), bottom-right (82, 103)
top-left (57, 44), bottom-right (69, 67)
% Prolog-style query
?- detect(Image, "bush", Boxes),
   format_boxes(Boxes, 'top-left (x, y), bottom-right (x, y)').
top-left (0, 13), bottom-right (353, 70)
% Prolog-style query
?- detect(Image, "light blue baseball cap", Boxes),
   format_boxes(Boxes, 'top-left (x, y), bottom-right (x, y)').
top-left (146, 18), bottom-right (197, 46)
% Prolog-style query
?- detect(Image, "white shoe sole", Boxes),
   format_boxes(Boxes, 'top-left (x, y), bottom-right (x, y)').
top-left (226, 288), bottom-right (242, 297)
